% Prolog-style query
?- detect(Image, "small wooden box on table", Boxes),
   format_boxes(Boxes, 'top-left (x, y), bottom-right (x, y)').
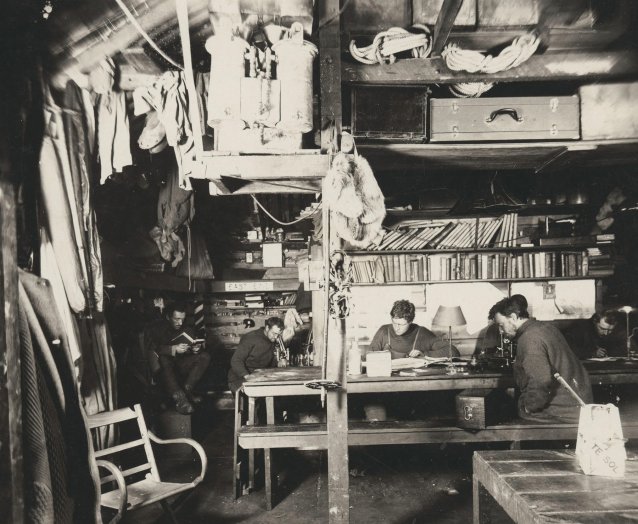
top-left (473, 449), bottom-right (638, 523)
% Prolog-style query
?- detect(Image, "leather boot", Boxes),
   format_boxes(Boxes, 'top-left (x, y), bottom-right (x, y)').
top-left (172, 390), bottom-right (194, 414)
top-left (184, 385), bottom-right (203, 404)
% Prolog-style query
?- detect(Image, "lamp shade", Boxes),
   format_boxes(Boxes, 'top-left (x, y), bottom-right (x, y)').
top-left (432, 305), bottom-right (467, 327)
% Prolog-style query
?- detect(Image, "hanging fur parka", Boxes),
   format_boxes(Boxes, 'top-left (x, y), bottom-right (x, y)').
top-left (323, 152), bottom-right (386, 248)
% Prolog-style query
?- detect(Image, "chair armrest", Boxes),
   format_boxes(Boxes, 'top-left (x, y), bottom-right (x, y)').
top-left (147, 431), bottom-right (208, 484)
top-left (96, 459), bottom-right (128, 524)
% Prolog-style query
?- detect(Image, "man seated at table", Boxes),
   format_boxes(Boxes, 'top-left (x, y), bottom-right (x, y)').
top-left (489, 295), bottom-right (592, 423)
top-left (563, 310), bottom-right (626, 359)
top-left (368, 299), bottom-right (460, 359)
top-left (359, 300), bottom-right (459, 422)
top-left (228, 317), bottom-right (285, 393)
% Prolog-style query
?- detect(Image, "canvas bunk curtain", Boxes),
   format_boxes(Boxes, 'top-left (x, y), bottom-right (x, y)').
top-left (39, 81), bottom-right (116, 418)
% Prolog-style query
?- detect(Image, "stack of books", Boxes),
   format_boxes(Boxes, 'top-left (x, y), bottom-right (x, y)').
top-left (586, 247), bottom-right (614, 276)
top-left (371, 214), bottom-right (518, 251)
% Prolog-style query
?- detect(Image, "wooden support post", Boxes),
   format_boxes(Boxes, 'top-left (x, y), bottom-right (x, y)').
top-left (0, 180), bottom-right (22, 523)
top-left (431, 0), bottom-right (465, 57)
top-left (247, 396), bottom-right (256, 491)
top-left (326, 317), bottom-right (348, 524)
top-left (311, 290), bottom-right (325, 366)
top-left (264, 396), bottom-right (275, 510)
top-left (319, 0), bottom-right (342, 153)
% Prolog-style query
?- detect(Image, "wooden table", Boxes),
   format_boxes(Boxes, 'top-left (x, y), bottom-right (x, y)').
top-left (237, 362), bottom-right (638, 510)
top-left (473, 449), bottom-right (638, 523)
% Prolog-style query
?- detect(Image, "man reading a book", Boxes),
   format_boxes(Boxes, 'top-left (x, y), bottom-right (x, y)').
top-left (147, 302), bottom-right (210, 414)
top-left (228, 317), bottom-right (285, 393)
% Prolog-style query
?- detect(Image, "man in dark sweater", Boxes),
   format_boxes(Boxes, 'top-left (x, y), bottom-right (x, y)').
top-left (146, 302), bottom-right (211, 414)
top-left (563, 310), bottom-right (626, 359)
top-left (490, 295), bottom-right (593, 423)
top-left (369, 300), bottom-right (459, 359)
top-left (228, 317), bottom-right (285, 393)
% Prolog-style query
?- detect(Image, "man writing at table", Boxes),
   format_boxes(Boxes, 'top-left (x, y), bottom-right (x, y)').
top-left (362, 300), bottom-right (459, 422)
top-left (563, 310), bottom-right (626, 359)
top-left (228, 317), bottom-right (285, 393)
top-left (368, 299), bottom-right (460, 359)
top-left (489, 295), bottom-right (592, 423)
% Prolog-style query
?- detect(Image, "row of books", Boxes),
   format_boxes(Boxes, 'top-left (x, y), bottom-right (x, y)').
top-left (373, 214), bottom-right (520, 251)
top-left (350, 250), bottom-right (613, 283)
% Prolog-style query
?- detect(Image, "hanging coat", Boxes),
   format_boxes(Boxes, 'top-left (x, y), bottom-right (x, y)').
top-left (63, 80), bottom-right (104, 312)
top-left (19, 270), bottom-right (102, 524)
top-left (39, 96), bottom-right (89, 314)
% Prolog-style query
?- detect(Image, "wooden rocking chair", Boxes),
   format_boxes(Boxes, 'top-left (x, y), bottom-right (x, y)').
top-left (87, 404), bottom-right (207, 523)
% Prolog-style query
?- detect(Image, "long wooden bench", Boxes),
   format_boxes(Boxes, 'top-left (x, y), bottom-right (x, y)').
top-left (238, 417), bottom-right (638, 449)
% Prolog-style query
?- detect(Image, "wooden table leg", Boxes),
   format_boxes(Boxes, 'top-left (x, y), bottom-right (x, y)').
top-left (233, 391), bottom-right (242, 499)
top-left (264, 396), bottom-right (275, 510)
top-left (473, 474), bottom-right (481, 524)
top-left (247, 396), bottom-right (256, 491)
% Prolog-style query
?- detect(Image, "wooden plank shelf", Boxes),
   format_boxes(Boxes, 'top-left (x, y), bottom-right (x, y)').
top-left (350, 276), bottom-right (610, 286)
top-left (195, 152), bottom-right (329, 180)
top-left (348, 245), bottom-right (610, 255)
top-left (354, 138), bottom-right (638, 173)
top-left (342, 49), bottom-right (638, 85)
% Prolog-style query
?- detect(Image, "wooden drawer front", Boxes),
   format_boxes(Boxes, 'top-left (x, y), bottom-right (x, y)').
top-left (430, 96), bottom-right (580, 142)
top-left (580, 82), bottom-right (638, 140)
top-left (456, 390), bottom-right (489, 429)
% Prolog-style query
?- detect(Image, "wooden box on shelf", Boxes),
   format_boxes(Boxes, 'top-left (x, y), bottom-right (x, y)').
top-left (580, 82), bottom-right (638, 140)
top-left (429, 96), bottom-right (580, 142)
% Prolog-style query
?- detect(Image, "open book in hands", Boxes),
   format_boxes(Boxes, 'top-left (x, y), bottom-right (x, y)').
top-left (171, 331), bottom-right (206, 348)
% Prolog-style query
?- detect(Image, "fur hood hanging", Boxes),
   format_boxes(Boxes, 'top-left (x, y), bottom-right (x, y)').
top-left (323, 151), bottom-right (386, 248)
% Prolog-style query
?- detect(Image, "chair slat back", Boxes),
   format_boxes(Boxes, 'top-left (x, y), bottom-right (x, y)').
top-left (87, 404), bottom-right (160, 482)
top-left (134, 404), bottom-right (161, 481)
top-left (88, 406), bottom-right (138, 429)
top-left (100, 463), bottom-right (152, 485)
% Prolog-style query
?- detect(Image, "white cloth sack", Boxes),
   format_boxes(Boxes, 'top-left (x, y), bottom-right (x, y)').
top-left (576, 403), bottom-right (627, 477)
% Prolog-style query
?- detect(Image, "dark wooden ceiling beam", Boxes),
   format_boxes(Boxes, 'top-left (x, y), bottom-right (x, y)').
top-left (431, 0), bottom-right (465, 57)
top-left (343, 49), bottom-right (638, 85)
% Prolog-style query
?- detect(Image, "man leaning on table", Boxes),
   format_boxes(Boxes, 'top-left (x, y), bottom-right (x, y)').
top-left (368, 299), bottom-right (460, 359)
top-left (228, 317), bottom-right (285, 393)
top-left (489, 295), bottom-right (593, 423)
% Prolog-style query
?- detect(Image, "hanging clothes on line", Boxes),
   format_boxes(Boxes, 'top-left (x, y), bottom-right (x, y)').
top-left (91, 59), bottom-right (133, 184)
top-left (133, 71), bottom-right (196, 190)
top-left (151, 163), bottom-right (194, 267)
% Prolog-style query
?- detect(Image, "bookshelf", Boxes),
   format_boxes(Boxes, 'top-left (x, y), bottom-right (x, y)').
top-left (347, 212), bottom-right (614, 285)
top-left (348, 248), bottom-right (612, 284)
